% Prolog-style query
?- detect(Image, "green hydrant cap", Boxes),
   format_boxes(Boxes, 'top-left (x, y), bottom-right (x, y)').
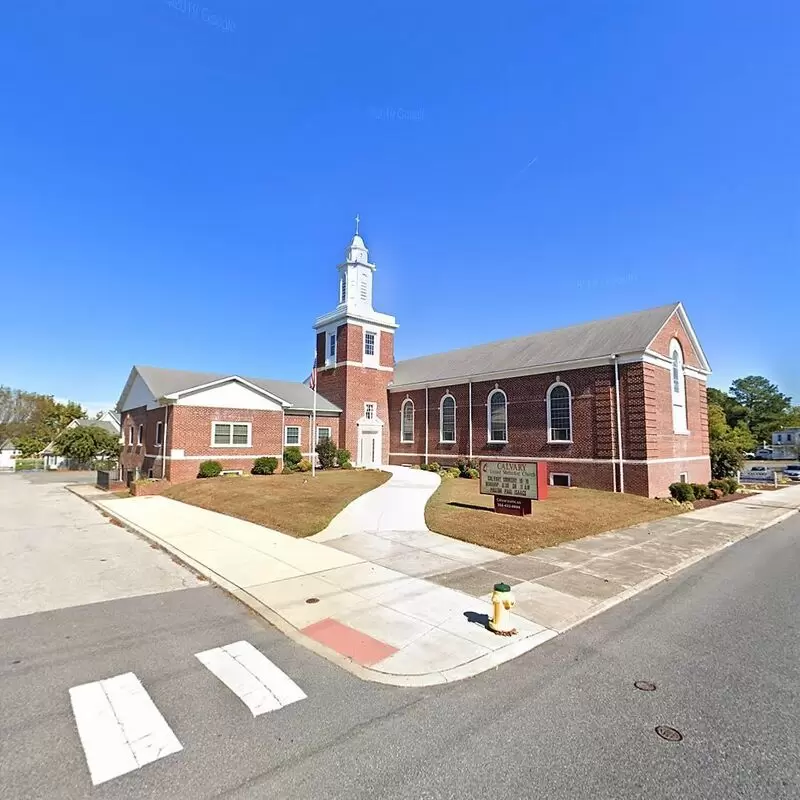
top-left (493, 582), bottom-right (511, 592)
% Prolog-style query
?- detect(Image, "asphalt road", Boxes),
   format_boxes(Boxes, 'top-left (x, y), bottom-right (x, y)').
top-left (0, 480), bottom-right (797, 799)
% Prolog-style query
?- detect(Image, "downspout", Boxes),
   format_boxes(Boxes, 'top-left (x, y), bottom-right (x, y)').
top-left (424, 386), bottom-right (429, 464)
top-left (612, 354), bottom-right (625, 493)
top-left (162, 403), bottom-right (169, 480)
top-left (468, 379), bottom-right (473, 461)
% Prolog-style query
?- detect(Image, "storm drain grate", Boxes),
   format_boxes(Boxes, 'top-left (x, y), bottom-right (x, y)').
top-left (655, 725), bottom-right (683, 742)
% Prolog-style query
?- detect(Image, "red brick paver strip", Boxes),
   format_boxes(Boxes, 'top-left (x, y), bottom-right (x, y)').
top-left (302, 618), bottom-right (398, 666)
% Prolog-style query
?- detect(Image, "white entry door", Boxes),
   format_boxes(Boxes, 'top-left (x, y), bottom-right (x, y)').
top-left (358, 429), bottom-right (381, 468)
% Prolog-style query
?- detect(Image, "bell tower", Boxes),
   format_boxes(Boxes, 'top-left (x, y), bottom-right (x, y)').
top-left (313, 218), bottom-right (398, 467)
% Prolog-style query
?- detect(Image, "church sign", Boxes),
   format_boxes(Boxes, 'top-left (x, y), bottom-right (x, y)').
top-left (480, 460), bottom-right (548, 515)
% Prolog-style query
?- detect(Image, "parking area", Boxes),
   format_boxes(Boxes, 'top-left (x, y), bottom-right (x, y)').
top-left (12, 470), bottom-right (97, 485)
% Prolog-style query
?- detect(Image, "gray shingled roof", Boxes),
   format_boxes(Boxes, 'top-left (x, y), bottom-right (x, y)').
top-left (73, 419), bottom-right (119, 435)
top-left (392, 303), bottom-right (681, 387)
top-left (134, 366), bottom-right (342, 413)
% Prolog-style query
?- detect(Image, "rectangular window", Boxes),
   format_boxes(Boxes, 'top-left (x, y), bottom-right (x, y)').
top-left (212, 421), bottom-right (252, 447)
top-left (155, 421), bottom-right (163, 446)
top-left (137, 424), bottom-right (144, 446)
top-left (550, 473), bottom-right (571, 487)
top-left (364, 402), bottom-right (376, 420)
top-left (329, 332), bottom-right (336, 358)
top-left (284, 426), bottom-right (300, 446)
top-left (128, 426), bottom-right (134, 446)
top-left (316, 426), bottom-right (332, 444)
top-left (788, 434), bottom-right (794, 442)
top-left (678, 472), bottom-right (688, 483)
top-left (364, 331), bottom-right (376, 357)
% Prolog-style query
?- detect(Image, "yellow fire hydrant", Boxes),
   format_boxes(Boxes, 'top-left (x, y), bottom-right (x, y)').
top-left (488, 582), bottom-right (518, 636)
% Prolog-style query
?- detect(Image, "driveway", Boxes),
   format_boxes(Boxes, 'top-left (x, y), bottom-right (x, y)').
top-left (0, 473), bottom-right (197, 620)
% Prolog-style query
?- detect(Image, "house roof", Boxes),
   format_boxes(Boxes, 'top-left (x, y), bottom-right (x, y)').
top-left (130, 366), bottom-right (342, 413)
top-left (392, 302), bottom-right (697, 388)
top-left (0, 438), bottom-right (17, 451)
top-left (73, 419), bottom-right (120, 436)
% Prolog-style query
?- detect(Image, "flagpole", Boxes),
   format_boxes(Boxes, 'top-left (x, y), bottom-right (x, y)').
top-left (311, 356), bottom-right (317, 478)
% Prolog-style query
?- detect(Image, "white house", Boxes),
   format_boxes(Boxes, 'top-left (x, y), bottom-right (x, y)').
top-left (0, 438), bottom-right (21, 472)
top-left (41, 411), bottom-right (122, 469)
top-left (771, 427), bottom-right (800, 459)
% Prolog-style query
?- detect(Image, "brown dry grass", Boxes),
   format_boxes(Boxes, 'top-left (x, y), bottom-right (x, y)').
top-left (164, 470), bottom-right (389, 538)
top-left (425, 478), bottom-right (684, 555)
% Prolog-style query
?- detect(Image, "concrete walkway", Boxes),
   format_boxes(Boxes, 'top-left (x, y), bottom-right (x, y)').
top-left (68, 475), bottom-right (800, 686)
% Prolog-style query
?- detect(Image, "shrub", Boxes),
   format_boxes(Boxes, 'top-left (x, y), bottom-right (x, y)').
top-left (340, 461), bottom-right (354, 469)
top-left (669, 482), bottom-right (695, 502)
top-left (708, 479), bottom-right (728, 493)
top-left (691, 483), bottom-right (710, 500)
top-left (283, 446), bottom-right (302, 472)
top-left (455, 457), bottom-right (478, 478)
top-left (252, 456), bottom-right (278, 475)
top-left (724, 477), bottom-right (740, 494)
top-left (709, 488), bottom-right (724, 500)
top-left (428, 462), bottom-right (440, 473)
top-left (446, 466), bottom-right (460, 478)
top-left (297, 459), bottom-right (312, 472)
top-left (466, 467), bottom-right (480, 479)
top-left (316, 438), bottom-right (338, 469)
top-left (198, 460), bottom-right (222, 478)
top-left (337, 448), bottom-right (351, 468)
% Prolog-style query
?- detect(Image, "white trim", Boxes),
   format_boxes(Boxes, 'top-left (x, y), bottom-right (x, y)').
top-left (313, 309), bottom-right (398, 333)
top-left (550, 472), bottom-right (572, 487)
top-left (439, 393), bottom-right (456, 443)
top-left (468, 380), bottom-right (473, 459)
top-left (670, 338), bottom-right (689, 434)
top-left (127, 426), bottom-right (135, 446)
top-left (283, 425), bottom-right (301, 446)
top-left (546, 381), bottom-right (572, 444)
top-left (647, 302), bottom-right (712, 373)
top-left (211, 421), bottom-right (253, 448)
top-left (155, 421), bottom-right (163, 446)
top-left (318, 361), bottom-right (394, 373)
top-left (387, 453), bottom-right (710, 466)
top-left (137, 424), bottom-right (144, 446)
top-left (641, 350), bottom-right (710, 380)
top-left (487, 388), bottom-right (508, 444)
top-left (400, 398), bottom-right (414, 443)
top-left (147, 453), bottom-right (284, 460)
top-left (363, 401), bottom-right (377, 421)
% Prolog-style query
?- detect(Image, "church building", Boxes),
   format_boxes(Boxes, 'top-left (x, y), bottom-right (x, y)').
top-left (117, 225), bottom-right (712, 497)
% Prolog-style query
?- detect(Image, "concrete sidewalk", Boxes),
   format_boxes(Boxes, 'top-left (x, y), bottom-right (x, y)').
top-left (68, 475), bottom-right (800, 686)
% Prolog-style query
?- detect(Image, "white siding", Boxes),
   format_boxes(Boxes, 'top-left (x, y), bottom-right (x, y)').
top-left (175, 380), bottom-right (283, 411)
top-left (120, 374), bottom-right (160, 411)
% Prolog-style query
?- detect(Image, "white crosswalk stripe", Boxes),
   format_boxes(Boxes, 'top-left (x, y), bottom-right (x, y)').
top-left (69, 672), bottom-right (182, 786)
top-left (195, 640), bottom-right (307, 716)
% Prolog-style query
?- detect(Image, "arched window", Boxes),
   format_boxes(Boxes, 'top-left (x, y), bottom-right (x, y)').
top-left (440, 394), bottom-right (456, 443)
top-left (400, 399), bottom-right (414, 443)
top-left (487, 389), bottom-right (507, 443)
top-left (339, 273), bottom-right (347, 304)
top-left (670, 339), bottom-right (688, 433)
top-left (547, 383), bottom-right (572, 442)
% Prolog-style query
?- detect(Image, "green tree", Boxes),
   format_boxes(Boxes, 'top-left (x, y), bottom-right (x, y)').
top-left (707, 387), bottom-right (748, 430)
top-left (53, 426), bottom-right (121, 465)
top-left (707, 402), bottom-right (755, 479)
top-left (729, 376), bottom-right (792, 444)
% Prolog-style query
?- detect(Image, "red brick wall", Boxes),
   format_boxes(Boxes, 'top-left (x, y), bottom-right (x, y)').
top-left (649, 309), bottom-right (704, 369)
top-left (647, 459), bottom-right (711, 498)
top-left (120, 406), bottom-right (167, 481)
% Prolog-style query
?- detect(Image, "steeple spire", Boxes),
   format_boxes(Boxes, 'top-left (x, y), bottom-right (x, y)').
top-left (355, 213), bottom-right (360, 235)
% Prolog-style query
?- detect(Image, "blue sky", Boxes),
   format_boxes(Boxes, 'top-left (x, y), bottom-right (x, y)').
top-left (1, 0), bottom-right (798, 413)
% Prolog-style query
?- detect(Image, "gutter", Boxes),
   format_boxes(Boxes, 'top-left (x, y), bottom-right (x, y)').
top-left (612, 354), bottom-right (625, 493)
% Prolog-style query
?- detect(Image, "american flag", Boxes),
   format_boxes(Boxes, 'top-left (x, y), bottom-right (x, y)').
top-left (309, 356), bottom-right (317, 390)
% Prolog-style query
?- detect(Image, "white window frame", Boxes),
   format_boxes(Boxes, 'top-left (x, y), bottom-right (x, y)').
top-left (670, 339), bottom-right (689, 434)
top-left (316, 426), bottom-right (332, 444)
top-left (211, 421), bottom-right (253, 448)
top-left (339, 273), bottom-right (347, 304)
top-left (329, 332), bottom-right (336, 360)
top-left (400, 399), bottom-right (414, 443)
top-left (364, 402), bottom-right (377, 420)
top-left (128, 426), bottom-right (134, 446)
top-left (439, 394), bottom-right (456, 443)
top-left (678, 472), bottom-right (688, 483)
top-left (137, 424), bottom-right (144, 446)
top-left (546, 382), bottom-right (573, 443)
top-left (364, 330), bottom-right (377, 359)
top-left (155, 421), bottom-right (163, 446)
top-left (550, 473), bottom-right (572, 487)
top-left (487, 389), bottom-right (508, 443)
top-left (284, 425), bottom-right (301, 446)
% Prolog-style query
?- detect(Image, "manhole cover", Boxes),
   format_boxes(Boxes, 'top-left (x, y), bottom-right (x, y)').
top-left (634, 681), bottom-right (657, 691)
top-left (655, 725), bottom-right (683, 742)
top-left (305, 597), bottom-right (320, 604)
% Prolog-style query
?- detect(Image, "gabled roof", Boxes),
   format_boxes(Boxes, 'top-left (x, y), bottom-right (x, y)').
top-left (124, 366), bottom-right (342, 414)
top-left (73, 418), bottom-right (120, 436)
top-left (0, 438), bottom-right (18, 451)
top-left (392, 302), bottom-right (702, 388)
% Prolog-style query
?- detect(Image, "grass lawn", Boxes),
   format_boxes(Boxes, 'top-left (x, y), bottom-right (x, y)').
top-left (164, 470), bottom-right (389, 538)
top-left (425, 478), bottom-right (684, 555)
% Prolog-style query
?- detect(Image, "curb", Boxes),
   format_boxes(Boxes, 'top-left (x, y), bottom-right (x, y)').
top-left (66, 485), bottom-right (797, 687)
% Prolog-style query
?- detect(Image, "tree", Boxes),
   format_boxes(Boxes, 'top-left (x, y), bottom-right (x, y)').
top-left (53, 426), bottom-right (121, 465)
top-left (707, 402), bottom-right (755, 479)
top-left (706, 387), bottom-right (747, 430)
top-left (729, 376), bottom-right (792, 444)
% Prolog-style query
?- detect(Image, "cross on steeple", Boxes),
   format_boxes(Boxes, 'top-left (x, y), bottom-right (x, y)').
top-left (354, 214), bottom-right (360, 235)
